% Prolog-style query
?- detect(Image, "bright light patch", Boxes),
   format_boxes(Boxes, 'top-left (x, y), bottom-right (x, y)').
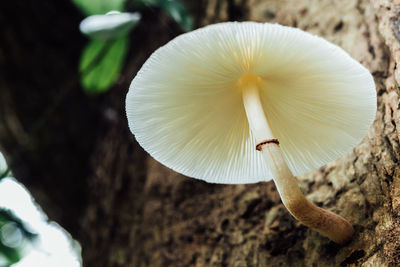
top-left (0, 178), bottom-right (81, 267)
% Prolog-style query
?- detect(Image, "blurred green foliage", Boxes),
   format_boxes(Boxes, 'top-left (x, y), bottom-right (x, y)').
top-left (0, 170), bottom-right (9, 182)
top-left (0, 209), bottom-right (37, 266)
top-left (0, 154), bottom-right (10, 182)
top-left (79, 37), bottom-right (129, 93)
top-left (133, 0), bottom-right (193, 31)
top-left (160, 0), bottom-right (193, 32)
top-left (72, 0), bottom-right (126, 15)
top-left (72, 0), bottom-right (193, 94)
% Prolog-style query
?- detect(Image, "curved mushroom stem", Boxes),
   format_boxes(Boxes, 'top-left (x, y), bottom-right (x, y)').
top-left (241, 78), bottom-right (354, 244)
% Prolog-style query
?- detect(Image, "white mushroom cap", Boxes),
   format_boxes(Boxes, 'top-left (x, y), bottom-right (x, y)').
top-left (126, 22), bottom-right (376, 184)
top-left (79, 11), bottom-right (141, 40)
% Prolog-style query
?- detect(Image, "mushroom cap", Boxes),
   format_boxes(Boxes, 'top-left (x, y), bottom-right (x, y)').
top-left (126, 22), bottom-right (376, 184)
top-left (79, 11), bottom-right (141, 40)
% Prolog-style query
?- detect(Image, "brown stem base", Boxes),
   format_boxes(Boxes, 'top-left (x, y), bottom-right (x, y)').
top-left (284, 196), bottom-right (354, 243)
top-left (262, 143), bottom-right (354, 244)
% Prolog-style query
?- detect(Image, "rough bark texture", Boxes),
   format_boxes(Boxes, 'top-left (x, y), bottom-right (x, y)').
top-left (0, 0), bottom-right (400, 266)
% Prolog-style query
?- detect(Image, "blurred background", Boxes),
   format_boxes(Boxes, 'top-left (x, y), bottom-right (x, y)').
top-left (0, 0), bottom-right (400, 266)
top-left (0, 0), bottom-right (197, 265)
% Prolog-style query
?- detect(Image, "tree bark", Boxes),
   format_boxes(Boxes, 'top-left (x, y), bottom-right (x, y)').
top-left (0, 0), bottom-right (400, 266)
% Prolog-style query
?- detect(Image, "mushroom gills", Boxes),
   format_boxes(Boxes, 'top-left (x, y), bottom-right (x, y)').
top-left (240, 76), bottom-right (354, 244)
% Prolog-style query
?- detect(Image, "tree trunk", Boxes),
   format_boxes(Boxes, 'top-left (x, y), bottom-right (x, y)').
top-left (0, 0), bottom-right (399, 266)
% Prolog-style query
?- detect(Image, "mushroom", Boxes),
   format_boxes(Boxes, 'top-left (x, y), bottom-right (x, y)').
top-left (125, 22), bottom-right (376, 243)
top-left (79, 11), bottom-right (141, 40)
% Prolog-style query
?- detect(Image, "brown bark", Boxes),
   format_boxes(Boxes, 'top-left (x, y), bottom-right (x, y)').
top-left (1, 0), bottom-right (400, 266)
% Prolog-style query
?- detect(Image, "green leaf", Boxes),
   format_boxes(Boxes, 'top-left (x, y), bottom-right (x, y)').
top-left (0, 153), bottom-right (9, 180)
top-left (79, 37), bottom-right (129, 93)
top-left (0, 168), bottom-right (10, 181)
top-left (71, 0), bottom-right (126, 15)
top-left (0, 242), bottom-right (21, 265)
top-left (0, 209), bottom-right (38, 265)
top-left (131, 0), bottom-right (193, 31)
top-left (159, 0), bottom-right (193, 31)
top-left (0, 209), bottom-right (37, 240)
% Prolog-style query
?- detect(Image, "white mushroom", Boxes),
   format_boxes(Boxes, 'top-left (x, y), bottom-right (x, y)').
top-left (126, 22), bottom-right (376, 243)
top-left (79, 11), bottom-right (141, 40)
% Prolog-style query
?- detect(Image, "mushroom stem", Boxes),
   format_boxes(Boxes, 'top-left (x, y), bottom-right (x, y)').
top-left (242, 80), bottom-right (354, 244)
